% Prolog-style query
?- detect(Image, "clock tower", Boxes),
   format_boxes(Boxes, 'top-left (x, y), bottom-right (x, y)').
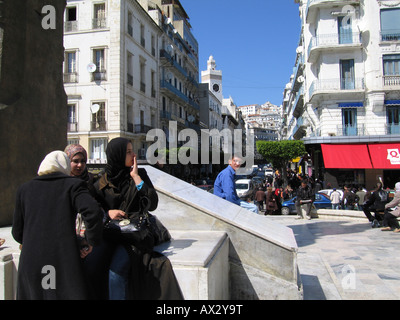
top-left (201, 55), bottom-right (223, 103)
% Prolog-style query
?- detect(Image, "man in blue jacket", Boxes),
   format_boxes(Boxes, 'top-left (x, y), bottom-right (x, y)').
top-left (214, 156), bottom-right (258, 213)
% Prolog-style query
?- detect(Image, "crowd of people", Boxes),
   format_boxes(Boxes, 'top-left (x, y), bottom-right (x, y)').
top-left (11, 139), bottom-right (183, 300)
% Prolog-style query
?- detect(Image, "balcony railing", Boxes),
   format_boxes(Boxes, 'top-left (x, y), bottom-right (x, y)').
top-left (64, 21), bottom-right (78, 32)
top-left (381, 31), bottom-right (400, 42)
top-left (92, 70), bottom-right (107, 81)
top-left (91, 121), bottom-right (106, 131)
top-left (337, 124), bottom-right (365, 137)
top-left (308, 32), bottom-right (361, 60)
top-left (63, 72), bottom-right (78, 83)
top-left (127, 73), bottom-right (133, 86)
top-left (93, 18), bottom-right (107, 29)
top-left (67, 122), bottom-right (78, 132)
top-left (160, 110), bottom-right (172, 120)
top-left (386, 123), bottom-right (400, 135)
top-left (309, 78), bottom-right (364, 98)
top-left (383, 75), bottom-right (400, 87)
top-left (134, 124), bottom-right (153, 134)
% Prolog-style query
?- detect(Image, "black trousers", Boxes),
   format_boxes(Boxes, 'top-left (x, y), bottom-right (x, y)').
top-left (383, 210), bottom-right (400, 230)
top-left (362, 205), bottom-right (384, 222)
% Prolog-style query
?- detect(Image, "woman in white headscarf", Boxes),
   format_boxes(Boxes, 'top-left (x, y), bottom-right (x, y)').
top-left (382, 182), bottom-right (400, 232)
top-left (12, 151), bottom-right (103, 299)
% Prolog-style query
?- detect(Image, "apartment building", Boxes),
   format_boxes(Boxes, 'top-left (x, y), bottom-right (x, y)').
top-left (64, 0), bottom-right (200, 163)
top-left (282, 0), bottom-right (400, 189)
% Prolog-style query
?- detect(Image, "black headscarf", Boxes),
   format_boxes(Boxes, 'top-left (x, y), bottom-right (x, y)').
top-left (105, 137), bottom-right (131, 191)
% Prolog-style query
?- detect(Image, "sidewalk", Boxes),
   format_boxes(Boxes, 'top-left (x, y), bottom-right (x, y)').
top-left (268, 212), bottom-right (400, 300)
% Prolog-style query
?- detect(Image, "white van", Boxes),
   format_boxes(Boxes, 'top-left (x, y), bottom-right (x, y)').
top-left (264, 168), bottom-right (274, 177)
top-left (235, 179), bottom-right (254, 199)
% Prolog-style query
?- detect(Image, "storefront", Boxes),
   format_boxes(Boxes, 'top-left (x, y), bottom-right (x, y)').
top-left (318, 143), bottom-right (400, 189)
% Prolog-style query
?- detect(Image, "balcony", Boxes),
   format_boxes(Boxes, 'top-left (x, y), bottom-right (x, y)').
top-left (91, 121), bottom-right (106, 131)
top-left (92, 70), bottom-right (107, 82)
top-left (337, 124), bottom-right (365, 137)
top-left (308, 32), bottom-right (361, 63)
top-left (383, 75), bottom-right (400, 89)
top-left (63, 72), bottom-right (78, 83)
top-left (386, 123), bottom-right (400, 135)
top-left (160, 110), bottom-right (172, 120)
top-left (306, 0), bottom-right (360, 24)
top-left (309, 78), bottom-right (365, 103)
top-left (64, 21), bottom-right (78, 32)
top-left (160, 80), bottom-right (189, 104)
top-left (92, 18), bottom-right (107, 29)
top-left (67, 122), bottom-right (77, 132)
top-left (381, 31), bottom-right (400, 42)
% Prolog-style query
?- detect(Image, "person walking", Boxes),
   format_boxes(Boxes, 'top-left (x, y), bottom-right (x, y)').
top-left (255, 187), bottom-right (266, 212)
top-left (295, 180), bottom-right (315, 220)
top-left (214, 155), bottom-right (258, 213)
top-left (12, 151), bottom-right (103, 299)
top-left (265, 187), bottom-right (278, 215)
top-left (381, 182), bottom-right (400, 232)
top-left (330, 188), bottom-right (341, 210)
top-left (356, 187), bottom-right (366, 211)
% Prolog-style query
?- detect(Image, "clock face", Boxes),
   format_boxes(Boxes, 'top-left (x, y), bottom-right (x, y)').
top-left (212, 83), bottom-right (220, 92)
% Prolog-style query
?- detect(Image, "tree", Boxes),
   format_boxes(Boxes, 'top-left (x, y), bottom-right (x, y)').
top-left (256, 140), bottom-right (306, 186)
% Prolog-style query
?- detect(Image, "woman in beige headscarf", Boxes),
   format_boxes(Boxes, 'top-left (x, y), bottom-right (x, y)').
top-left (12, 151), bottom-right (103, 300)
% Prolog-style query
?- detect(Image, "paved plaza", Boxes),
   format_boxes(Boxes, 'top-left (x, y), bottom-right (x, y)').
top-left (2, 213), bottom-right (400, 300)
top-left (269, 215), bottom-right (400, 300)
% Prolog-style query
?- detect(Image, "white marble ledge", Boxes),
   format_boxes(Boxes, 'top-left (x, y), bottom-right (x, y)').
top-left (154, 230), bottom-right (228, 267)
top-left (143, 165), bottom-right (298, 252)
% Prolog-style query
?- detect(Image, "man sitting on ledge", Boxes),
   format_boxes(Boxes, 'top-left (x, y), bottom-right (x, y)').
top-left (213, 156), bottom-right (258, 214)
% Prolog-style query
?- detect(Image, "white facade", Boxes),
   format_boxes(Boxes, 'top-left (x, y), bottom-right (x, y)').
top-left (282, 0), bottom-right (400, 188)
top-left (283, 0), bottom-right (400, 142)
top-left (64, 0), bottom-right (200, 162)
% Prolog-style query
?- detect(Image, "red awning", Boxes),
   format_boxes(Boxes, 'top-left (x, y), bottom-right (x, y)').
top-left (321, 144), bottom-right (373, 169)
top-left (368, 143), bottom-right (400, 169)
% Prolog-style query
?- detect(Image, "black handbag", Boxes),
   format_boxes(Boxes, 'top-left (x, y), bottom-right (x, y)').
top-left (104, 196), bottom-right (171, 252)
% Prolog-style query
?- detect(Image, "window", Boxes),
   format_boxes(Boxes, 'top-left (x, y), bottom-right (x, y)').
top-left (338, 16), bottom-right (352, 44)
top-left (127, 52), bottom-right (133, 85)
top-left (67, 104), bottom-right (77, 132)
top-left (91, 102), bottom-right (106, 131)
top-left (127, 12), bottom-right (133, 37)
top-left (342, 108), bottom-right (357, 136)
top-left (93, 3), bottom-right (106, 29)
top-left (383, 54), bottom-right (400, 86)
top-left (380, 8), bottom-right (400, 41)
top-left (140, 59), bottom-right (146, 92)
top-left (90, 138), bottom-right (107, 161)
top-left (127, 102), bottom-right (134, 133)
top-left (64, 51), bottom-right (77, 83)
top-left (387, 106), bottom-right (400, 134)
top-left (65, 7), bottom-right (77, 32)
top-left (340, 59), bottom-right (355, 90)
top-left (151, 70), bottom-right (156, 97)
top-left (140, 24), bottom-right (145, 47)
top-left (92, 48), bottom-right (106, 81)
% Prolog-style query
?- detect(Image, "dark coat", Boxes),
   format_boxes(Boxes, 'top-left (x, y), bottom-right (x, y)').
top-left (89, 167), bottom-right (182, 300)
top-left (12, 172), bottom-right (103, 300)
top-left (94, 168), bottom-right (158, 215)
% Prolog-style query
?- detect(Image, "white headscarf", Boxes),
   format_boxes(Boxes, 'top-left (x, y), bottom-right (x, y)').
top-left (395, 182), bottom-right (400, 192)
top-left (37, 151), bottom-right (71, 176)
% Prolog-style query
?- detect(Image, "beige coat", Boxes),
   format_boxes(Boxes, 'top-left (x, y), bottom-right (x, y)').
top-left (385, 191), bottom-right (400, 217)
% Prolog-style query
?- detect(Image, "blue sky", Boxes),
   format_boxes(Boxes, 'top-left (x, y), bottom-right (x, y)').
top-left (179, 0), bottom-right (302, 107)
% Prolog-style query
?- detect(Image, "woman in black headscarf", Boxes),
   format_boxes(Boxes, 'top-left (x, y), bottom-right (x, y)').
top-left (85, 138), bottom-right (181, 300)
